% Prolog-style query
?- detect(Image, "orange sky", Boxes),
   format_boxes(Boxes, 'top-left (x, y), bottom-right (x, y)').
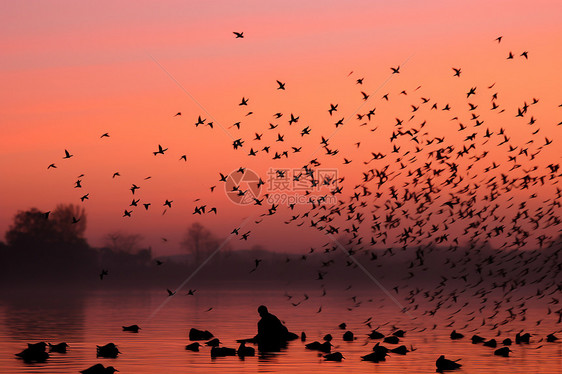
top-left (1, 0), bottom-right (561, 254)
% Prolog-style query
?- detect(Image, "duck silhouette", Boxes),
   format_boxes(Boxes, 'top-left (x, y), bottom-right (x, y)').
top-left (205, 338), bottom-right (220, 347)
top-left (122, 325), bottom-right (140, 333)
top-left (26, 342), bottom-right (47, 351)
top-left (211, 346), bottom-right (236, 357)
top-left (392, 330), bottom-right (406, 337)
top-left (383, 336), bottom-right (400, 344)
top-left (515, 333), bottom-right (531, 344)
top-left (15, 342), bottom-right (49, 362)
top-left (185, 342), bottom-right (200, 351)
top-left (237, 342), bottom-right (255, 357)
top-left (96, 343), bottom-right (120, 358)
top-left (368, 330), bottom-right (385, 339)
top-left (324, 352), bottom-right (344, 361)
top-left (436, 355), bottom-right (462, 371)
top-left (361, 343), bottom-right (389, 362)
top-left (502, 338), bottom-right (512, 346)
top-left (305, 341), bottom-right (331, 353)
top-left (49, 342), bottom-right (69, 353)
top-left (390, 345), bottom-right (410, 355)
top-left (483, 339), bottom-right (497, 348)
top-left (450, 330), bottom-right (464, 340)
top-left (80, 364), bottom-right (119, 374)
top-left (494, 347), bottom-right (512, 357)
top-left (547, 333), bottom-right (559, 342)
top-left (189, 328), bottom-right (214, 341)
top-left (471, 335), bottom-right (485, 344)
top-left (343, 331), bottom-right (354, 341)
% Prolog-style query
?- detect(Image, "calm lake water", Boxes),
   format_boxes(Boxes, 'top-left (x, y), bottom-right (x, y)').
top-left (1, 287), bottom-right (560, 373)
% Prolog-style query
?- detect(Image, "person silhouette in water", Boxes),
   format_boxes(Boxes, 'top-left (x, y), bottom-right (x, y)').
top-left (255, 305), bottom-right (292, 352)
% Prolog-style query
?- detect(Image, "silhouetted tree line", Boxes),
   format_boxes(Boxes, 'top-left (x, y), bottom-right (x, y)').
top-left (0, 204), bottom-right (155, 287)
top-left (1, 204), bottom-right (561, 290)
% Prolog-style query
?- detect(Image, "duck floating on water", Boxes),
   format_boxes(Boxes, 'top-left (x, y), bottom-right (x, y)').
top-left (383, 336), bottom-right (400, 344)
top-left (185, 342), bottom-right (200, 351)
top-left (211, 346), bottom-right (236, 357)
top-left (305, 341), bottom-right (332, 353)
top-left (49, 342), bottom-right (69, 353)
top-left (80, 363), bottom-right (119, 374)
top-left (450, 330), bottom-right (464, 340)
top-left (205, 338), bottom-right (220, 347)
top-left (15, 342), bottom-right (49, 363)
top-left (368, 330), bottom-right (385, 339)
top-left (324, 352), bottom-right (344, 361)
top-left (471, 335), bottom-right (485, 344)
top-left (515, 332), bottom-right (531, 344)
top-left (361, 343), bottom-right (389, 362)
top-left (189, 328), bottom-right (214, 341)
top-left (483, 339), bottom-right (497, 348)
top-left (494, 347), bottom-right (512, 357)
top-left (96, 343), bottom-right (120, 358)
top-left (122, 324), bottom-right (140, 333)
top-left (390, 345), bottom-right (410, 355)
top-left (436, 355), bottom-right (462, 371)
top-left (237, 342), bottom-right (255, 357)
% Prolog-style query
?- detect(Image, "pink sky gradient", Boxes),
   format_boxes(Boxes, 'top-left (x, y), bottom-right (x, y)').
top-left (1, 0), bottom-right (561, 254)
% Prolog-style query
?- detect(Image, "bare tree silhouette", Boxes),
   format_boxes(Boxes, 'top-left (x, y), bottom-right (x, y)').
top-left (180, 222), bottom-right (220, 266)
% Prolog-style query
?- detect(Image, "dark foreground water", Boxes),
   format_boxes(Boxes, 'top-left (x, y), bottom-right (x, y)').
top-left (1, 287), bottom-right (560, 373)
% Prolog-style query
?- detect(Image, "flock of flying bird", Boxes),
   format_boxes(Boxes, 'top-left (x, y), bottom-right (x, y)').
top-left (33, 32), bottom-right (562, 372)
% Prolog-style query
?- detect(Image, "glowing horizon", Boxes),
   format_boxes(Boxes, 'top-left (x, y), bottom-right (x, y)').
top-left (1, 0), bottom-right (561, 255)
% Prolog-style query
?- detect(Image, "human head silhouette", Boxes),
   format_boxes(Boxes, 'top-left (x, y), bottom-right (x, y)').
top-left (258, 305), bottom-right (268, 317)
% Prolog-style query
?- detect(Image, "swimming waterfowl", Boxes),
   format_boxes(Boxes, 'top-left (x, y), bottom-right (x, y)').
top-left (383, 336), bottom-right (400, 344)
top-left (205, 338), bottom-right (220, 347)
top-left (368, 330), bottom-right (385, 339)
top-left (324, 352), bottom-right (344, 361)
top-left (237, 342), bottom-right (255, 357)
top-left (450, 330), bottom-right (464, 340)
top-left (80, 364), bottom-right (119, 374)
top-left (471, 335), bottom-right (485, 344)
top-left (189, 328), bottom-right (214, 341)
top-left (392, 330), bottom-right (405, 337)
top-left (494, 347), bottom-right (512, 357)
top-left (211, 346), bottom-right (236, 357)
top-left (15, 343), bottom-right (49, 363)
top-left (361, 343), bottom-right (389, 362)
top-left (483, 339), bottom-right (497, 348)
top-left (343, 331), bottom-right (354, 341)
top-left (305, 341), bottom-right (331, 353)
top-left (96, 343), bottom-right (120, 358)
top-left (49, 342), bottom-right (69, 353)
top-left (390, 345), bottom-right (409, 355)
top-left (515, 333), bottom-right (531, 344)
top-left (185, 342), bottom-right (200, 351)
top-left (436, 355), bottom-right (462, 371)
top-left (122, 325), bottom-right (140, 333)
top-left (546, 333), bottom-right (558, 342)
